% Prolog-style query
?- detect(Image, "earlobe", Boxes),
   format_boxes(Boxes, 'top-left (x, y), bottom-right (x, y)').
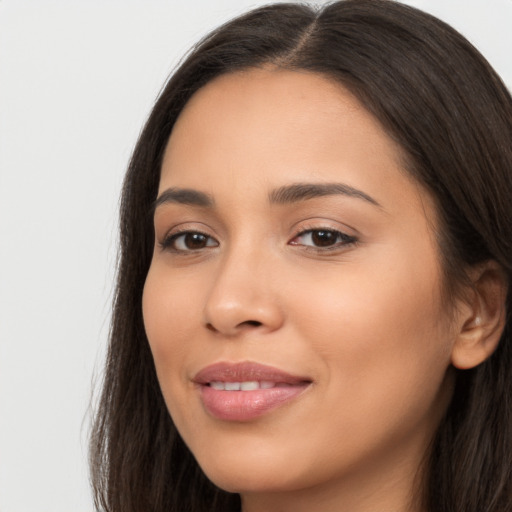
top-left (451, 261), bottom-right (508, 370)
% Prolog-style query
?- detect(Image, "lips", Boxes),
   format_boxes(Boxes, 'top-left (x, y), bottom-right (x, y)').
top-left (194, 362), bottom-right (312, 421)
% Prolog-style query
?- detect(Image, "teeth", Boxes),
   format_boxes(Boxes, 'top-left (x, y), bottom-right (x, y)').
top-left (240, 381), bottom-right (259, 391)
top-left (209, 381), bottom-right (277, 391)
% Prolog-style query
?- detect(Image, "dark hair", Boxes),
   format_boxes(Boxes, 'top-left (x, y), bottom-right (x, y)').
top-left (90, 1), bottom-right (512, 511)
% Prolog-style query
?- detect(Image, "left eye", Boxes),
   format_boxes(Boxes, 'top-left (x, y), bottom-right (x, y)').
top-left (163, 231), bottom-right (218, 251)
top-left (290, 229), bottom-right (356, 248)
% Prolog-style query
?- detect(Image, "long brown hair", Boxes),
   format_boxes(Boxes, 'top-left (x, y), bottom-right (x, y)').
top-left (90, 1), bottom-right (512, 511)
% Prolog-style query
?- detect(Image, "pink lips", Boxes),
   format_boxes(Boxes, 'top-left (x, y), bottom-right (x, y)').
top-left (194, 362), bottom-right (311, 422)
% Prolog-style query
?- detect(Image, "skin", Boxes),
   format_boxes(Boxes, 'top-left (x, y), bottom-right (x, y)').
top-left (142, 68), bottom-right (469, 512)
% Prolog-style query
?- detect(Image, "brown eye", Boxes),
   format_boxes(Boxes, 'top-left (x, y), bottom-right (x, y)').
top-left (311, 230), bottom-right (338, 247)
top-left (182, 233), bottom-right (209, 249)
top-left (290, 229), bottom-right (357, 249)
top-left (163, 231), bottom-right (218, 252)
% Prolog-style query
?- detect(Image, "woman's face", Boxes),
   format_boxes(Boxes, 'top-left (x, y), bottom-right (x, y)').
top-left (143, 69), bottom-right (458, 508)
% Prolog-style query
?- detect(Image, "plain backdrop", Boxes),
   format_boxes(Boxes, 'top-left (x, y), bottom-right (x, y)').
top-left (0, 1), bottom-right (511, 511)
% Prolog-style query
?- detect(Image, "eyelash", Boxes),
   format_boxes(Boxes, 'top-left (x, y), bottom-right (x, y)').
top-left (289, 228), bottom-right (357, 252)
top-left (160, 229), bottom-right (218, 252)
top-left (160, 226), bottom-right (357, 255)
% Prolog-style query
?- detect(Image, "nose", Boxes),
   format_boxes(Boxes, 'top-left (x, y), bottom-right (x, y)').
top-left (203, 247), bottom-right (284, 337)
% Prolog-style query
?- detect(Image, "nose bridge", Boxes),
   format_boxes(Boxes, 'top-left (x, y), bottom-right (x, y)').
top-left (203, 236), bottom-right (283, 336)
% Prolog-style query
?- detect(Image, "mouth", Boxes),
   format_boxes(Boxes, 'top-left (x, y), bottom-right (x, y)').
top-left (208, 380), bottom-right (296, 391)
top-left (193, 362), bottom-right (312, 422)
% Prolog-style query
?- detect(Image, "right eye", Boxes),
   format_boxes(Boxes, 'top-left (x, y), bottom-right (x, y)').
top-left (162, 231), bottom-right (219, 252)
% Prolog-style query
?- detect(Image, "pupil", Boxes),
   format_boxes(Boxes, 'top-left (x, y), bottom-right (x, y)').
top-left (312, 230), bottom-right (336, 247)
top-left (185, 233), bottom-right (207, 249)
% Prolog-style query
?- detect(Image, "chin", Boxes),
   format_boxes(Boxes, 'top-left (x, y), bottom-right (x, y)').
top-left (205, 468), bottom-right (301, 495)
top-left (194, 446), bottom-right (310, 494)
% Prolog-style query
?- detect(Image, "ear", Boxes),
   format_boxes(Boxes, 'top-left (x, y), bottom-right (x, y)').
top-left (451, 261), bottom-right (508, 370)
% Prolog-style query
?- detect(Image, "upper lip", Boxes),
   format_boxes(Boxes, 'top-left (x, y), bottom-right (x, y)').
top-left (193, 361), bottom-right (311, 385)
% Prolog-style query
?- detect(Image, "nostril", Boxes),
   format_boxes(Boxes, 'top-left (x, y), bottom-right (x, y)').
top-left (242, 320), bottom-right (263, 327)
top-left (204, 318), bottom-right (267, 335)
top-left (206, 323), bottom-right (217, 332)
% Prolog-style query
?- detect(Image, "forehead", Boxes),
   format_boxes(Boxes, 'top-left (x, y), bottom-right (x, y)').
top-left (165, 68), bottom-right (400, 170)
top-left (160, 68), bottom-right (432, 221)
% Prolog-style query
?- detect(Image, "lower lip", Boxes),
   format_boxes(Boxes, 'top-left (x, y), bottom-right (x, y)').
top-left (199, 385), bottom-right (309, 421)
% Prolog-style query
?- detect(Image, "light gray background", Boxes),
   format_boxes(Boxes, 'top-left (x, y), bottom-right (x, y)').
top-left (1, 1), bottom-right (511, 511)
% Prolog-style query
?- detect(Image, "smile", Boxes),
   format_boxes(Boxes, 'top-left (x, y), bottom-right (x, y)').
top-left (194, 362), bottom-right (312, 421)
top-left (209, 381), bottom-right (293, 391)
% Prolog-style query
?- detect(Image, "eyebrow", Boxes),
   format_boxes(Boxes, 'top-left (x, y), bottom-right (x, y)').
top-left (153, 181), bottom-right (381, 212)
top-left (269, 182), bottom-right (381, 207)
top-left (154, 188), bottom-right (215, 210)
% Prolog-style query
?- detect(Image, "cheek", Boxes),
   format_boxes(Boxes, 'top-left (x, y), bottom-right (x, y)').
top-left (288, 248), bottom-right (453, 421)
top-left (142, 265), bottom-right (198, 379)
top-left (142, 265), bottom-right (203, 437)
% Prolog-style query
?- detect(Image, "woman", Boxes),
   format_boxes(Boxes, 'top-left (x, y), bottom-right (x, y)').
top-left (90, 1), bottom-right (512, 511)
